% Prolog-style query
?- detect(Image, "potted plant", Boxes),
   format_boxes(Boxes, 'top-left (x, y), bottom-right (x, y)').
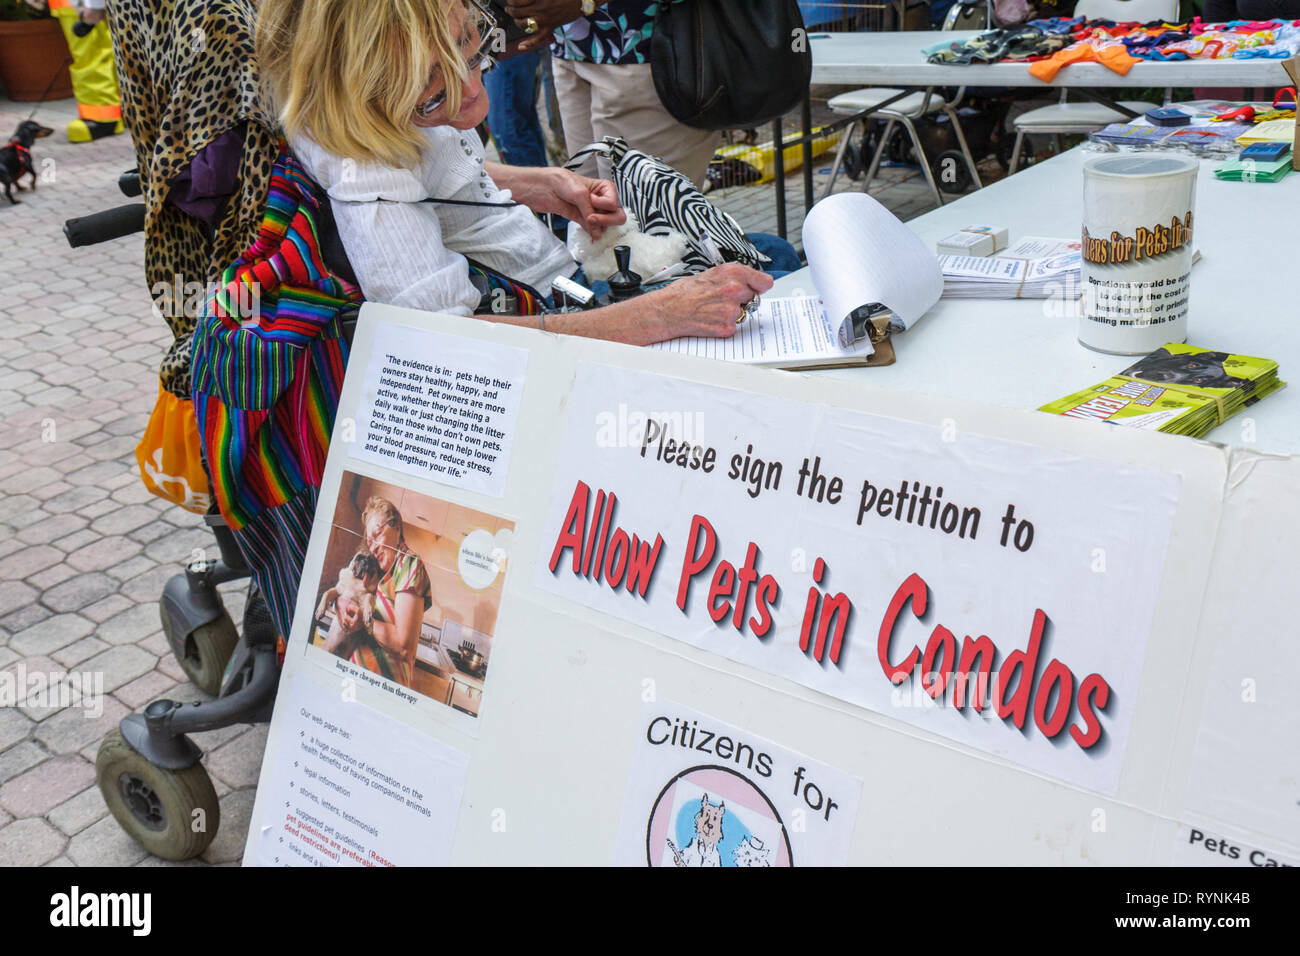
top-left (0, 0), bottom-right (74, 102)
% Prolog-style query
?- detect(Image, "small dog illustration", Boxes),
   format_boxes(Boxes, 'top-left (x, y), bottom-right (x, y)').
top-left (732, 836), bottom-right (773, 867)
top-left (316, 551), bottom-right (382, 659)
top-left (1, 120), bottom-right (54, 205)
top-left (667, 794), bottom-right (725, 867)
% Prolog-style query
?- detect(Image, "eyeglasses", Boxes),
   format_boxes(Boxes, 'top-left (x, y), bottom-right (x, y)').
top-left (415, 0), bottom-right (498, 118)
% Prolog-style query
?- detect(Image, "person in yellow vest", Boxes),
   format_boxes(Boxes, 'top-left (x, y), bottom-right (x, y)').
top-left (46, 0), bottom-right (123, 141)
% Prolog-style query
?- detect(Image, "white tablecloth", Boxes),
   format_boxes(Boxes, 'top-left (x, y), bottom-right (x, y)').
top-left (774, 146), bottom-right (1300, 454)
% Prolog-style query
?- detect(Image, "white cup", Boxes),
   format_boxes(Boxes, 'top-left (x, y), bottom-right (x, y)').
top-left (1079, 153), bottom-right (1199, 355)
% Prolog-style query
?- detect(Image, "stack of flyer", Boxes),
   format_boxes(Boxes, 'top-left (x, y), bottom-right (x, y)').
top-left (1038, 343), bottom-right (1284, 437)
top-left (939, 236), bottom-right (1081, 299)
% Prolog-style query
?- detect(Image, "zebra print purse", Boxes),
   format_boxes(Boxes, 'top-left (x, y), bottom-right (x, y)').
top-left (565, 137), bottom-right (769, 274)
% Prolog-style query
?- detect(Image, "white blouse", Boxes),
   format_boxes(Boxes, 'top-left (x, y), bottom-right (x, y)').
top-left (291, 126), bottom-right (576, 316)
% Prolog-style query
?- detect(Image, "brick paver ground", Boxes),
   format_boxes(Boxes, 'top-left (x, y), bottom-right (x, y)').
top-left (0, 95), bottom-right (259, 867)
top-left (0, 84), bottom-right (1030, 867)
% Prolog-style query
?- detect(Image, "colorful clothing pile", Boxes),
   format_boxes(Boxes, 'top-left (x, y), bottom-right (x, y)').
top-left (928, 17), bottom-right (1300, 81)
top-left (191, 150), bottom-right (362, 639)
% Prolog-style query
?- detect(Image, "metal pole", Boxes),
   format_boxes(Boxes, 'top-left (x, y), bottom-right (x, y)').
top-left (801, 89), bottom-right (814, 215)
top-left (772, 117), bottom-right (786, 240)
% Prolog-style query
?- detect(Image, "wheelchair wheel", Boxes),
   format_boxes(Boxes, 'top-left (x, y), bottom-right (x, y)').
top-left (96, 730), bottom-right (220, 861)
top-left (934, 150), bottom-right (973, 194)
top-left (161, 604), bottom-right (238, 696)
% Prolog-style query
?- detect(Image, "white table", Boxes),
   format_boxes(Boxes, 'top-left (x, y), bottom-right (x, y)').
top-left (809, 30), bottom-right (1300, 88)
top-left (773, 145), bottom-right (1300, 454)
top-left (771, 30), bottom-right (1298, 227)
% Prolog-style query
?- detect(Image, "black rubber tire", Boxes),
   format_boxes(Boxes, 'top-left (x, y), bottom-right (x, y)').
top-left (934, 150), bottom-right (972, 194)
top-left (162, 606), bottom-right (238, 696)
top-left (96, 730), bottom-right (220, 861)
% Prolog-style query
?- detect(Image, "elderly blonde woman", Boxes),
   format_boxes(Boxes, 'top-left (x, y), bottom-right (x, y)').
top-left (255, 0), bottom-right (774, 342)
top-left (351, 496), bottom-right (432, 688)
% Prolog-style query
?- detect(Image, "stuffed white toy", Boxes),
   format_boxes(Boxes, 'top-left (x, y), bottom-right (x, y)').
top-left (568, 216), bottom-right (692, 285)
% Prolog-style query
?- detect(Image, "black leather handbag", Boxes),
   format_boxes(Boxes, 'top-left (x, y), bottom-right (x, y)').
top-left (649, 0), bottom-right (812, 131)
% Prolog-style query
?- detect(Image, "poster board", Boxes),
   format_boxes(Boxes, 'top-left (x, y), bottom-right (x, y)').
top-left (243, 304), bottom-right (1298, 866)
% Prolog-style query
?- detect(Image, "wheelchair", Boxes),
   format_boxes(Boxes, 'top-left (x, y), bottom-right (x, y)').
top-left (64, 174), bottom-right (275, 861)
top-left (66, 159), bottom-right (370, 861)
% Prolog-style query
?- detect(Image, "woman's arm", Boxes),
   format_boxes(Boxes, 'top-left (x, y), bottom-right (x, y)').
top-left (370, 592), bottom-right (424, 665)
top-left (483, 263), bottom-right (773, 345)
top-left (485, 164), bottom-right (625, 239)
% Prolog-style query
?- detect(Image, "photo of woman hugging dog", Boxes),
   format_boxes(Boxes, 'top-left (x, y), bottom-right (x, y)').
top-left (315, 551), bottom-right (383, 661)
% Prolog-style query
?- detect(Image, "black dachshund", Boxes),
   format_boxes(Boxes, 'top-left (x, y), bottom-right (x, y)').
top-left (1, 120), bottom-right (54, 205)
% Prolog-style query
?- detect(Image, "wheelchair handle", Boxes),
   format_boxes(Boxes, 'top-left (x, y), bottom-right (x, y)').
top-left (63, 203), bottom-right (146, 248)
top-left (119, 168), bottom-right (142, 197)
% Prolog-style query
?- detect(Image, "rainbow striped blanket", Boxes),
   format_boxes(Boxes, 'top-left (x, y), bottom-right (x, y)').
top-left (191, 149), bottom-right (363, 638)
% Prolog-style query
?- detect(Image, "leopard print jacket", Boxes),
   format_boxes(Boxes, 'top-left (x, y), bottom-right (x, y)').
top-left (108, 0), bottom-right (279, 398)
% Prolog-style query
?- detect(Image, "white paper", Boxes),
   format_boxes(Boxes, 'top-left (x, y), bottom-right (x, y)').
top-left (536, 363), bottom-right (1181, 794)
top-left (650, 295), bottom-right (872, 365)
top-left (1004, 236), bottom-right (1082, 259)
top-left (349, 318), bottom-right (528, 498)
top-left (940, 247), bottom-right (1082, 299)
top-left (254, 675), bottom-right (469, 867)
top-left (615, 701), bottom-right (861, 866)
top-left (802, 192), bottom-right (943, 332)
top-left (940, 255), bottom-right (1029, 281)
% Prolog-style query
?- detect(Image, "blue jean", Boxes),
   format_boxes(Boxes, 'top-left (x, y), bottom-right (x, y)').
top-left (484, 50), bottom-right (549, 168)
top-left (748, 233), bottom-right (802, 279)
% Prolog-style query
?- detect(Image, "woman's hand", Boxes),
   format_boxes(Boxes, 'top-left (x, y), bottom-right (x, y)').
top-left (502, 28), bottom-right (556, 57)
top-left (549, 169), bottom-right (625, 239)
top-left (504, 0), bottom-right (586, 35)
top-left (480, 261), bottom-right (773, 347)
top-left (486, 164), bottom-right (626, 239)
top-left (640, 264), bottom-right (774, 342)
top-left (336, 598), bottom-right (363, 634)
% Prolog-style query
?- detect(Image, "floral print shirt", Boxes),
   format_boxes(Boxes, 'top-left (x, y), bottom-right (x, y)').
top-left (551, 0), bottom-right (686, 65)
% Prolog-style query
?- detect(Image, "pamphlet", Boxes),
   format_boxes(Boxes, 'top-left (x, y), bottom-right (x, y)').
top-left (1039, 343), bottom-right (1285, 437)
top-left (941, 235), bottom-right (1082, 298)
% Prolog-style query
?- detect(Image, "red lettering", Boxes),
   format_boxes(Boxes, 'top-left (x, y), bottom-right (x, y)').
top-left (624, 533), bottom-right (663, 598)
top-left (995, 608), bottom-right (1046, 730)
top-left (732, 542), bottom-right (761, 631)
top-left (1033, 659), bottom-right (1074, 738)
top-left (750, 575), bottom-right (779, 638)
top-left (708, 562), bottom-right (735, 623)
top-left (1070, 673), bottom-right (1110, 749)
top-left (676, 515), bottom-right (717, 612)
top-left (814, 592), bottom-right (852, 664)
top-left (799, 588), bottom-right (817, 653)
top-left (921, 625), bottom-right (956, 700)
top-left (591, 491), bottom-right (615, 583)
top-left (953, 635), bottom-right (995, 712)
top-left (581, 489), bottom-right (605, 577)
top-left (547, 480), bottom-right (589, 574)
top-left (603, 528), bottom-right (630, 586)
top-left (878, 573), bottom-right (925, 683)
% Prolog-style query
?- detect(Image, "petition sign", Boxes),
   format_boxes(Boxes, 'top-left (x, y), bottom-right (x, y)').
top-left (537, 363), bottom-right (1180, 794)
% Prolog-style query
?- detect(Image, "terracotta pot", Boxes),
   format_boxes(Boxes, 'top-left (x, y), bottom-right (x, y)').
top-left (0, 17), bottom-right (74, 102)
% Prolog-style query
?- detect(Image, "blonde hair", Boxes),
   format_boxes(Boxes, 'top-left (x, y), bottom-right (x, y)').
top-left (257, 0), bottom-right (470, 169)
top-left (361, 496), bottom-right (404, 537)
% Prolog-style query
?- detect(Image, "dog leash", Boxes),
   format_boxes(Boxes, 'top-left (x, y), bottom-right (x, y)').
top-left (25, 55), bottom-right (76, 123)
